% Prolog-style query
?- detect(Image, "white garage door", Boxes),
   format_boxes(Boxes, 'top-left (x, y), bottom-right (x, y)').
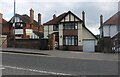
top-left (83, 40), bottom-right (95, 52)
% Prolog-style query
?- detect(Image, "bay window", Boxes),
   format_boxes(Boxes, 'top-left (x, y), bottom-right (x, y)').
top-left (63, 36), bottom-right (78, 46)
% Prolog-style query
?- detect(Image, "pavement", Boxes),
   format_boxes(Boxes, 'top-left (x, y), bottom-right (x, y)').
top-left (0, 47), bottom-right (119, 61)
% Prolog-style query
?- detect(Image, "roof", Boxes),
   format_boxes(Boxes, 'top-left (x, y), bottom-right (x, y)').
top-left (103, 11), bottom-right (120, 26)
top-left (10, 14), bottom-right (39, 26)
top-left (2, 19), bottom-right (11, 35)
top-left (112, 32), bottom-right (120, 39)
top-left (2, 18), bottom-right (10, 26)
top-left (33, 31), bottom-right (44, 38)
top-left (43, 11), bottom-right (83, 25)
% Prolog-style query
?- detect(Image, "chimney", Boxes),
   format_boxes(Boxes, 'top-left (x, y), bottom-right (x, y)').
top-left (38, 13), bottom-right (41, 26)
top-left (82, 11), bottom-right (85, 25)
top-left (53, 14), bottom-right (56, 19)
top-left (100, 15), bottom-right (103, 26)
top-left (30, 8), bottom-right (34, 23)
top-left (0, 13), bottom-right (3, 24)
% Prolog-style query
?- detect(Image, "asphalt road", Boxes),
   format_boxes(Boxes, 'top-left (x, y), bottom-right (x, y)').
top-left (2, 52), bottom-right (119, 75)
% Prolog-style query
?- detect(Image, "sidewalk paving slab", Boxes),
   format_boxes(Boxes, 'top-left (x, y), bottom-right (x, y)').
top-left (0, 48), bottom-right (119, 61)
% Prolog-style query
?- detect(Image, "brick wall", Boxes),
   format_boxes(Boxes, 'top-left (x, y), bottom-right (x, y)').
top-left (8, 39), bottom-right (40, 49)
top-left (97, 37), bottom-right (112, 53)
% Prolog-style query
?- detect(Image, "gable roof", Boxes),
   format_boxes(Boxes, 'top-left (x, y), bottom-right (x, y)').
top-left (43, 11), bottom-right (83, 25)
top-left (9, 14), bottom-right (39, 26)
top-left (103, 11), bottom-right (120, 25)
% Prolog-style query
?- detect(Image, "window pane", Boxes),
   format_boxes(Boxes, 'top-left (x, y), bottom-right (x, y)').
top-left (68, 37), bottom-right (71, 45)
top-left (75, 37), bottom-right (78, 45)
top-left (66, 37), bottom-right (68, 45)
top-left (72, 37), bottom-right (74, 45)
top-left (75, 23), bottom-right (78, 29)
top-left (53, 25), bottom-right (59, 31)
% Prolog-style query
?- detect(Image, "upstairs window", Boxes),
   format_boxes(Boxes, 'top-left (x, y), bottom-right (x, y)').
top-left (53, 25), bottom-right (59, 31)
top-left (15, 22), bottom-right (24, 29)
top-left (63, 22), bottom-right (78, 30)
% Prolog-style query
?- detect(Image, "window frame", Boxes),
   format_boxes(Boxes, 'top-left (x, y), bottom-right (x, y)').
top-left (63, 22), bottom-right (78, 30)
top-left (63, 36), bottom-right (78, 46)
top-left (53, 24), bottom-right (59, 31)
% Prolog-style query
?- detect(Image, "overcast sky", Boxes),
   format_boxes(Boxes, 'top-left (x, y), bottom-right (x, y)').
top-left (0, 0), bottom-right (119, 35)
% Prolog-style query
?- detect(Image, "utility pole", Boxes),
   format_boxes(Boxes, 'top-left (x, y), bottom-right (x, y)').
top-left (13, 0), bottom-right (16, 47)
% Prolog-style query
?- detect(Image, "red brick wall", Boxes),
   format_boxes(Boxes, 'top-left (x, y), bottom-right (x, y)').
top-left (2, 25), bottom-right (10, 34)
top-left (0, 13), bottom-right (2, 24)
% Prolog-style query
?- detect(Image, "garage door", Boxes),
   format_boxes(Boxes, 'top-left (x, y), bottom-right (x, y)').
top-left (83, 40), bottom-right (95, 52)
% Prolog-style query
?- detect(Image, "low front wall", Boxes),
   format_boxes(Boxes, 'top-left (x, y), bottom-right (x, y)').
top-left (59, 45), bottom-right (83, 51)
top-left (8, 39), bottom-right (40, 49)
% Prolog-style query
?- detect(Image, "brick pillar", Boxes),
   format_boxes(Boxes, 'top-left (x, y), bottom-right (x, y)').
top-left (52, 34), bottom-right (55, 49)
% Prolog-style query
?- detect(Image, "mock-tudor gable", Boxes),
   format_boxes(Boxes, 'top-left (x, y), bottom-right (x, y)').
top-left (61, 11), bottom-right (82, 22)
top-left (43, 11), bottom-right (83, 25)
top-left (9, 14), bottom-right (39, 26)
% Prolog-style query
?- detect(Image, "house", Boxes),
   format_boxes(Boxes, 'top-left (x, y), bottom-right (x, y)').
top-left (99, 11), bottom-right (120, 38)
top-left (0, 13), bottom-right (10, 48)
top-left (99, 11), bottom-right (120, 52)
top-left (9, 8), bottom-right (43, 39)
top-left (43, 11), bottom-right (97, 52)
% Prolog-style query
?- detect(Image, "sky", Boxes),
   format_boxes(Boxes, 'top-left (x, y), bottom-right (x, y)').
top-left (0, 0), bottom-right (119, 35)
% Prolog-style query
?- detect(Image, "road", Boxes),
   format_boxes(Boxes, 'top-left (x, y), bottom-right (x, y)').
top-left (2, 52), bottom-right (119, 76)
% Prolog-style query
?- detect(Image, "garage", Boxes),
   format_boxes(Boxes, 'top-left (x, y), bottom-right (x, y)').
top-left (83, 40), bottom-right (95, 52)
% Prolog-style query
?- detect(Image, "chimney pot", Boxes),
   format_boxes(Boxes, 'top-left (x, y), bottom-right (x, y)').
top-left (100, 15), bottom-right (103, 26)
top-left (38, 13), bottom-right (41, 26)
top-left (82, 11), bottom-right (85, 25)
top-left (53, 14), bottom-right (56, 19)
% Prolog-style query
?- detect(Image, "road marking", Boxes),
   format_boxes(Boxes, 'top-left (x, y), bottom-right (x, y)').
top-left (0, 65), bottom-right (5, 70)
top-left (2, 52), bottom-right (119, 62)
top-left (0, 67), bottom-right (5, 70)
top-left (3, 65), bottom-right (71, 75)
